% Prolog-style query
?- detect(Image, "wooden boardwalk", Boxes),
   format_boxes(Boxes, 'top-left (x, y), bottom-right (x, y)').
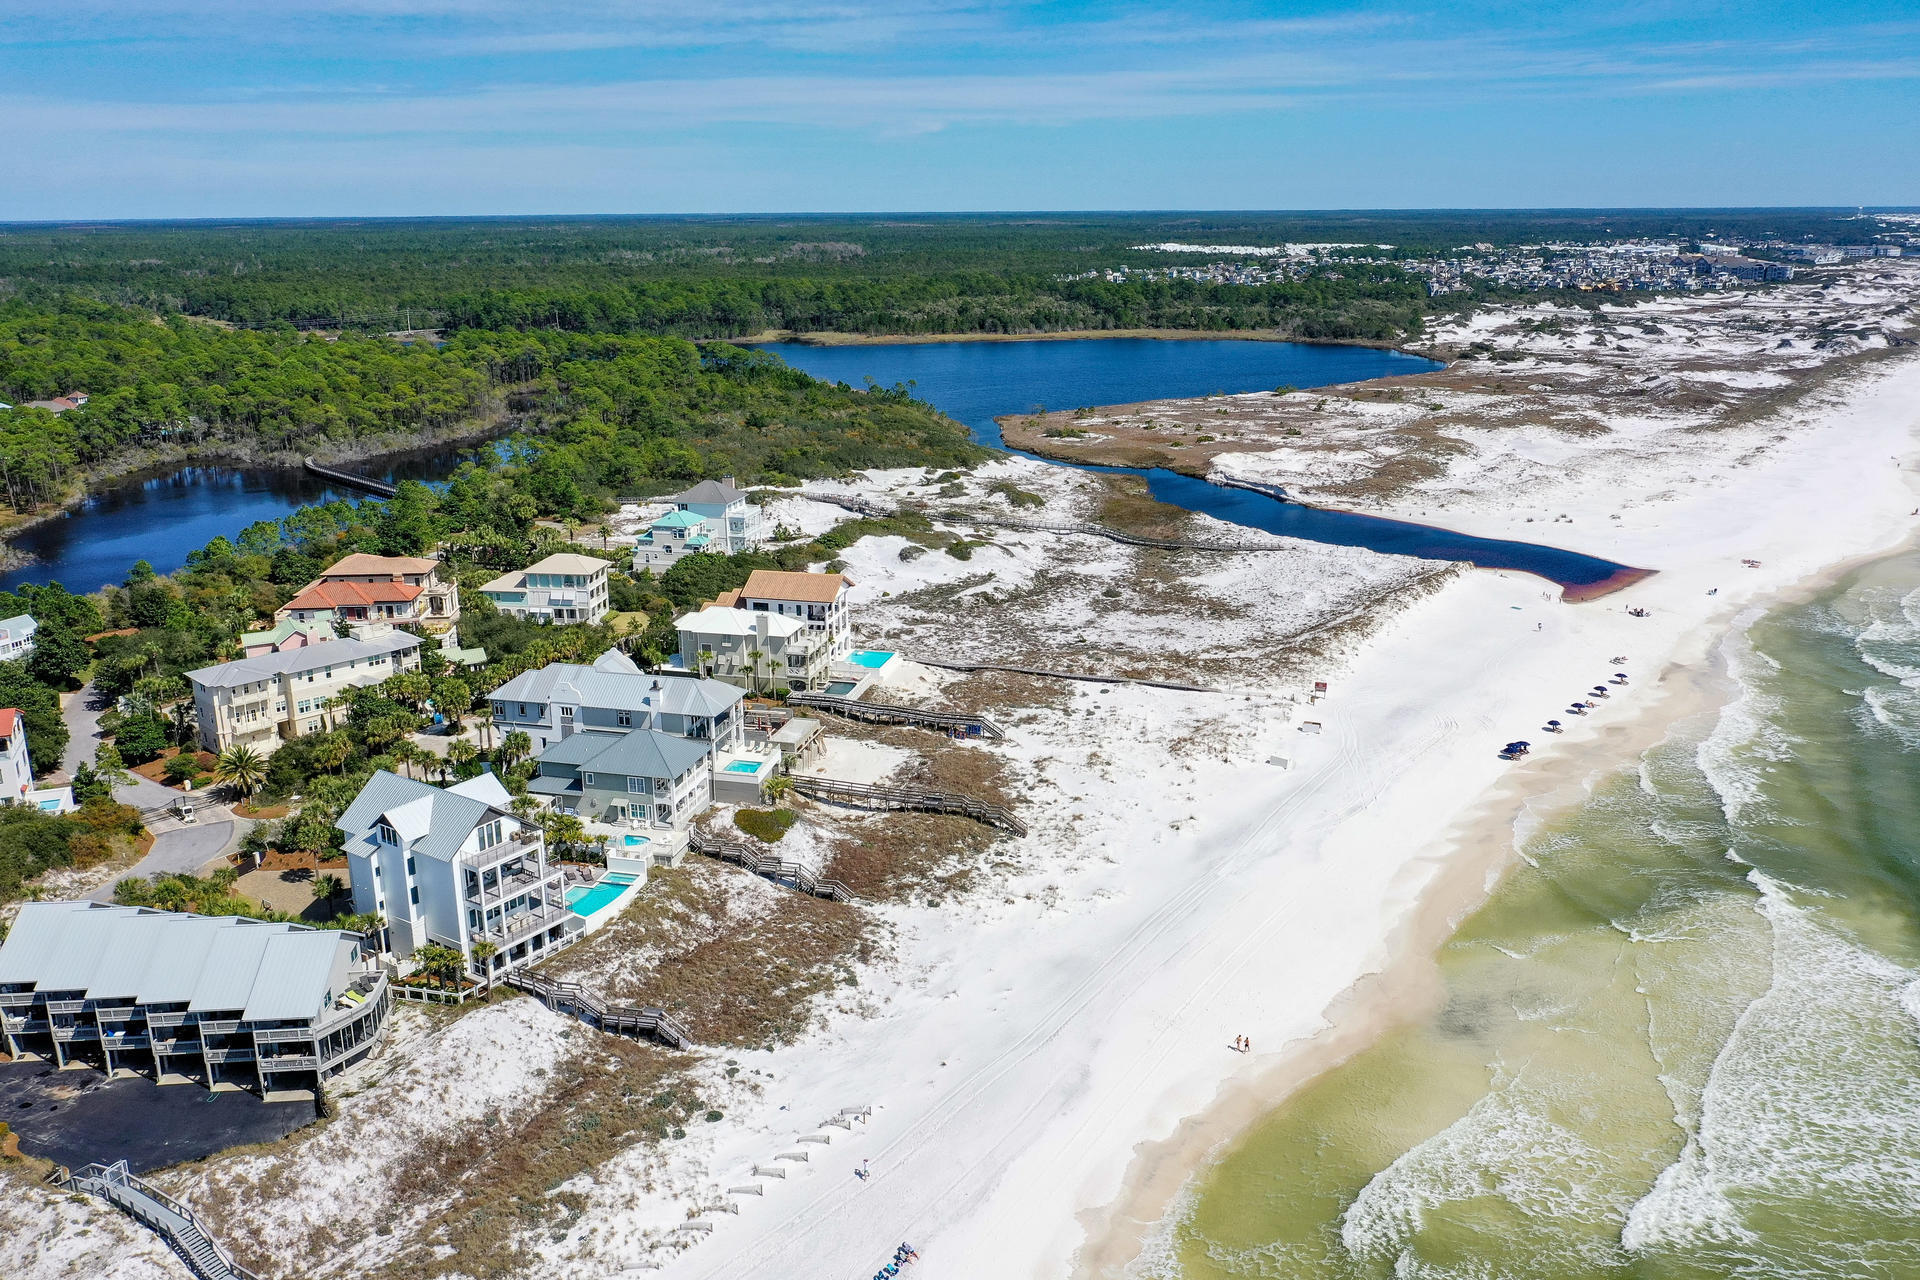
top-left (506, 972), bottom-right (693, 1049)
top-left (688, 827), bottom-right (857, 903)
top-left (786, 690), bottom-right (1006, 739)
top-left (788, 775), bottom-right (1028, 837)
top-left (62, 1161), bottom-right (260, 1280)
top-left (913, 656), bottom-right (1216, 693)
top-left (303, 456), bottom-right (397, 498)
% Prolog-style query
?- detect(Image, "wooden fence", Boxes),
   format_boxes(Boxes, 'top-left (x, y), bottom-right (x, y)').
top-left (505, 971), bottom-right (693, 1050)
top-left (787, 775), bottom-right (1028, 836)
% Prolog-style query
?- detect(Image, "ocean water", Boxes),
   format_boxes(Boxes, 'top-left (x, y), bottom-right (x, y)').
top-left (1144, 550), bottom-right (1920, 1279)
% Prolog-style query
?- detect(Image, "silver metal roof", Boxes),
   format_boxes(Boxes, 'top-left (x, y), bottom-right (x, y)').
top-left (335, 769), bottom-right (517, 864)
top-left (186, 630), bottom-right (422, 690)
top-left (0, 901), bottom-right (355, 1025)
top-left (492, 654), bottom-right (743, 720)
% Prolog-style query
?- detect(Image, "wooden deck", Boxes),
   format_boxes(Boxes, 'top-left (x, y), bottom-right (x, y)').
top-left (785, 691), bottom-right (1006, 740)
top-left (688, 828), bottom-right (857, 903)
top-left (505, 972), bottom-right (693, 1049)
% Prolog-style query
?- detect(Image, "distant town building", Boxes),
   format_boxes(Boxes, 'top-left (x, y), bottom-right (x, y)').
top-left (188, 630), bottom-right (422, 754)
top-left (488, 649), bottom-right (745, 754)
top-left (0, 613), bottom-right (37, 664)
top-left (1, 707), bottom-right (74, 813)
top-left (0, 900), bottom-right (390, 1096)
top-left (665, 478), bottom-right (764, 553)
top-left (23, 391), bottom-right (88, 414)
top-left (478, 553), bottom-right (612, 625)
top-left (338, 770), bottom-right (576, 981)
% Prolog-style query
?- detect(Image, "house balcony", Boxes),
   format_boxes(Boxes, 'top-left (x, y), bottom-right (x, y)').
top-left (259, 1054), bottom-right (320, 1072)
top-left (480, 900), bottom-right (572, 949)
top-left (202, 1045), bottom-right (256, 1064)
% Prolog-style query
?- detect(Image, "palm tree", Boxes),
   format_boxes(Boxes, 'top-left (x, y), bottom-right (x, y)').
top-left (447, 739), bottom-right (479, 778)
top-left (311, 873), bottom-right (347, 915)
top-left (497, 730), bottom-right (532, 773)
top-left (744, 647), bottom-right (766, 692)
top-left (764, 773), bottom-right (795, 803)
top-left (213, 744), bottom-right (268, 802)
top-left (310, 732), bottom-right (353, 776)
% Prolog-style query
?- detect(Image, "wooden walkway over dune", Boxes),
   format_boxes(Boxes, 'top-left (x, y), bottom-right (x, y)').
top-left (786, 690), bottom-right (1007, 739)
top-left (788, 775), bottom-right (1028, 836)
top-left (688, 827), bottom-right (858, 903)
top-left (506, 972), bottom-right (693, 1049)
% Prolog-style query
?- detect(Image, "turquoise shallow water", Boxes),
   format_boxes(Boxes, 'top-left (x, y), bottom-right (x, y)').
top-left (1142, 549), bottom-right (1920, 1279)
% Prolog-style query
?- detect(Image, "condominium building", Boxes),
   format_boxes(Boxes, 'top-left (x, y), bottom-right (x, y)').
top-left (187, 630), bottom-right (422, 754)
top-left (338, 771), bottom-right (576, 981)
top-left (0, 613), bottom-right (36, 664)
top-left (0, 901), bottom-right (389, 1097)
top-left (278, 553), bottom-right (460, 635)
top-left (478, 553), bottom-right (612, 625)
top-left (489, 648), bottom-right (745, 754)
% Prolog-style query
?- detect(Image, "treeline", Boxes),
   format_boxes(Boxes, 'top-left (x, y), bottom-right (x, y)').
top-left (0, 303), bottom-right (984, 513)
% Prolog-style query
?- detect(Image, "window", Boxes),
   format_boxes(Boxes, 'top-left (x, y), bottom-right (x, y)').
top-left (375, 819), bottom-right (397, 846)
top-left (583, 772), bottom-right (595, 787)
top-left (627, 777), bottom-right (647, 794)
top-left (409, 886), bottom-right (419, 904)
top-left (616, 710), bottom-right (632, 728)
top-left (406, 856), bottom-right (416, 876)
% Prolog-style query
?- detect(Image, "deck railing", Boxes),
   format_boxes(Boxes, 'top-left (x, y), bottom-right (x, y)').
top-left (62, 1160), bottom-right (261, 1280)
top-left (504, 972), bottom-right (692, 1049)
top-left (786, 775), bottom-right (1028, 836)
top-left (686, 828), bottom-right (858, 903)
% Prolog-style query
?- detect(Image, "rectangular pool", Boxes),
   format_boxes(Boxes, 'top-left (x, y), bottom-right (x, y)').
top-left (825, 681), bottom-right (857, 696)
top-left (566, 873), bottom-right (638, 918)
top-left (723, 759), bottom-right (768, 775)
top-left (847, 649), bottom-right (896, 669)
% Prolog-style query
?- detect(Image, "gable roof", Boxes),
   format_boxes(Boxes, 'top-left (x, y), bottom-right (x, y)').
top-left (0, 901), bottom-right (355, 1024)
top-left (320, 553), bottom-right (440, 578)
top-left (0, 613), bottom-right (34, 637)
top-left (738, 570), bottom-right (851, 604)
top-left (335, 769), bottom-right (512, 864)
top-left (672, 479), bottom-right (745, 505)
top-left (480, 553), bottom-right (611, 594)
top-left (0, 708), bottom-right (19, 738)
top-left (187, 631), bottom-right (420, 689)
top-left (674, 606), bottom-right (808, 639)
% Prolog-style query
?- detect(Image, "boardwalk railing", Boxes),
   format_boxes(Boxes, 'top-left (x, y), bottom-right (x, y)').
top-left (785, 691), bottom-right (1005, 740)
top-left (787, 776), bottom-right (1028, 837)
top-left (687, 828), bottom-right (857, 903)
top-left (302, 456), bottom-right (397, 498)
top-left (505, 971), bottom-right (693, 1050)
top-left (62, 1160), bottom-right (261, 1280)
top-left (914, 656), bottom-right (1216, 694)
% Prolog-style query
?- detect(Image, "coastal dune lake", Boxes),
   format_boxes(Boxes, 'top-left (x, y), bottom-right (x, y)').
top-left (5, 335), bottom-right (1636, 593)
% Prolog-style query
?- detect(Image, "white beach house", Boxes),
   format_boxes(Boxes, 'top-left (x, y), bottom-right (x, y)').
top-left (710, 569), bottom-right (855, 661)
top-left (0, 613), bottom-right (37, 664)
top-left (667, 477), bottom-right (764, 553)
top-left (673, 604), bottom-right (833, 691)
top-left (187, 630), bottom-right (423, 755)
top-left (338, 770), bottom-right (577, 982)
top-left (488, 648), bottom-right (746, 755)
top-left (2, 707), bottom-right (75, 813)
top-left (478, 552), bottom-right (613, 625)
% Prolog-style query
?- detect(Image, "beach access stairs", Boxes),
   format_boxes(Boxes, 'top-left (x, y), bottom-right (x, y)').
top-left (787, 775), bottom-right (1028, 837)
top-left (785, 690), bottom-right (1006, 740)
top-left (504, 972), bottom-right (693, 1049)
top-left (687, 827), bottom-right (858, 903)
top-left (59, 1160), bottom-right (260, 1280)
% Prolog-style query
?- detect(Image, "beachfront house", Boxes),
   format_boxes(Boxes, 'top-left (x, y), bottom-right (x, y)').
top-left (673, 604), bottom-right (833, 691)
top-left (338, 770), bottom-right (577, 981)
top-left (667, 478), bottom-right (764, 553)
top-left (478, 553), bottom-right (612, 626)
top-left (188, 630), bottom-right (423, 755)
top-left (279, 553), bottom-right (460, 636)
top-left (711, 570), bottom-right (855, 661)
top-left (0, 900), bottom-right (389, 1097)
top-left (0, 614), bottom-right (36, 664)
top-left (529, 728), bottom-right (714, 830)
top-left (489, 649), bottom-right (746, 755)
top-left (1, 707), bottom-right (74, 813)
top-left (632, 509), bottom-right (715, 572)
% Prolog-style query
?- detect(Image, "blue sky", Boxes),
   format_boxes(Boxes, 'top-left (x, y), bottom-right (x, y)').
top-left (3, 1), bottom-right (1916, 218)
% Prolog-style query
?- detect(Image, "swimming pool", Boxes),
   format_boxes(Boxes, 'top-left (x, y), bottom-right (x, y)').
top-left (847, 649), bottom-right (896, 669)
top-left (825, 681), bottom-right (857, 696)
top-left (566, 872), bottom-right (638, 918)
top-left (622, 834), bottom-right (649, 848)
top-left (723, 759), bottom-right (769, 775)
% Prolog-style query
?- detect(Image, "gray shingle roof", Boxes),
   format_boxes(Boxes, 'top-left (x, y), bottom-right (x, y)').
top-left (671, 479), bottom-right (745, 505)
top-left (491, 656), bottom-right (743, 720)
top-left (187, 631), bottom-right (421, 690)
top-left (0, 901), bottom-right (356, 1026)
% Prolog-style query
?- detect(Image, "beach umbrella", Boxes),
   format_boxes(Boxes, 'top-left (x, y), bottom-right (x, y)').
top-left (1547, 719), bottom-right (1561, 726)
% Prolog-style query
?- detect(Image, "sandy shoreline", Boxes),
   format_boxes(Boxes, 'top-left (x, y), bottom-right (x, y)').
top-left (1067, 357), bottom-right (1920, 1277)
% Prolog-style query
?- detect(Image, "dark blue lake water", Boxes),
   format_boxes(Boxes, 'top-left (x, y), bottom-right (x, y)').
top-left (755, 339), bottom-right (1644, 593)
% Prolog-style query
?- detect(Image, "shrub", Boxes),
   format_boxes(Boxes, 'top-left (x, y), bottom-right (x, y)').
top-left (163, 754), bottom-right (202, 785)
top-left (987, 481), bottom-right (1044, 510)
top-left (734, 808), bottom-right (798, 843)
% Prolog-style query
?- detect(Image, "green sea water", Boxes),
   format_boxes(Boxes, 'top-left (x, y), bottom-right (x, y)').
top-left (1145, 551), bottom-right (1920, 1280)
